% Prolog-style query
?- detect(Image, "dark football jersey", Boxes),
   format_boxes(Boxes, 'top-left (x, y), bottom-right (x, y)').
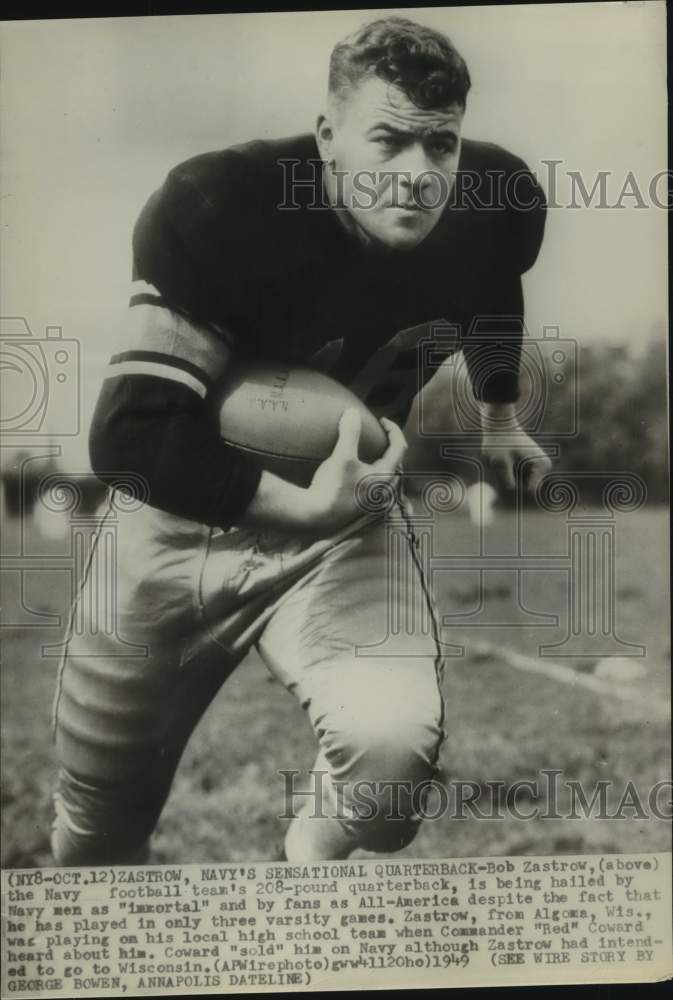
top-left (90, 133), bottom-right (546, 526)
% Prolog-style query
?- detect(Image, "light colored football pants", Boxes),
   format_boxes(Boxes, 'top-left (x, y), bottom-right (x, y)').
top-left (52, 487), bottom-right (446, 864)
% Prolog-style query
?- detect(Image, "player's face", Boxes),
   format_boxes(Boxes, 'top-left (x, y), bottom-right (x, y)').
top-left (319, 76), bottom-right (463, 251)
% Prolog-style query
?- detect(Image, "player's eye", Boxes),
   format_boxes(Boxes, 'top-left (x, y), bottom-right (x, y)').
top-left (428, 138), bottom-right (456, 156)
top-left (372, 135), bottom-right (402, 150)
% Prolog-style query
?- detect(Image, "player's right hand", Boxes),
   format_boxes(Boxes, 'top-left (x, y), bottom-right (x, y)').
top-left (306, 409), bottom-right (407, 531)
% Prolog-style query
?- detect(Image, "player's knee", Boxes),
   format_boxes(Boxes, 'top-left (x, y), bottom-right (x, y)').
top-left (321, 703), bottom-right (442, 853)
top-left (325, 698), bottom-right (440, 783)
top-left (362, 721), bottom-right (439, 851)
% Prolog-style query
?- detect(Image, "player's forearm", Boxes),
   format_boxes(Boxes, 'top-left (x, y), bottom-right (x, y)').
top-left (238, 471), bottom-right (322, 535)
top-left (461, 282), bottom-right (525, 405)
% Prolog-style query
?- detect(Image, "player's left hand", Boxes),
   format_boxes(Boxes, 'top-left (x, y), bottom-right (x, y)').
top-left (480, 403), bottom-right (552, 496)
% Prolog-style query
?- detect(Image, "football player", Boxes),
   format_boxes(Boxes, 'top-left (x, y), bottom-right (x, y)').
top-left (52, 16), bottom-right (550, 864)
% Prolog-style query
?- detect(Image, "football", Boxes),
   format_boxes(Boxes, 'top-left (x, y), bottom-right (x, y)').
top-left (216, 362), bottom-right (388, 486)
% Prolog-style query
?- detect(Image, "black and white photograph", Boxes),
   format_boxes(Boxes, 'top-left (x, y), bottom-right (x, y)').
top-left (1, 2), bottom-right (670, 993)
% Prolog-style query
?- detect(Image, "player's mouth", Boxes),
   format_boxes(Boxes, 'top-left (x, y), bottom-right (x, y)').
top-left (388, 202), bottom-right (426, 213)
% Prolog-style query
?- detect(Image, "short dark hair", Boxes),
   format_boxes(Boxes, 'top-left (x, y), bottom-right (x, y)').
top-left (328, 16), bottom-right (471, 114)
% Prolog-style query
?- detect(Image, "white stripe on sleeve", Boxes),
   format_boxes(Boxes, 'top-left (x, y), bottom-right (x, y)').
top-left (104, 360), bottom-right (208, 398)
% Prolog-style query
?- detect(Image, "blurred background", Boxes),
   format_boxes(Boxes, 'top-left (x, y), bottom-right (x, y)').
top-left (1, 5), bottom-right (669, 865)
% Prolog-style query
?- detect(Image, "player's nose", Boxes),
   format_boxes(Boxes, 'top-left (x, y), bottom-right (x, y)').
top-left (396, 147), bottom-right (436, 200)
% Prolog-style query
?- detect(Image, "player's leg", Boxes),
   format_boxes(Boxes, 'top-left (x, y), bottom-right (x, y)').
top-left (52, 644), bottom-right (239, 865)
top-left (257, 496), bottom-right (446, 860)
top-left (51, 499), bottom-right (245, 866)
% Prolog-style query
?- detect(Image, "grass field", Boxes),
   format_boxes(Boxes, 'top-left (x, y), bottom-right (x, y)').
top-left (1, 503), bottom-right (670, 867)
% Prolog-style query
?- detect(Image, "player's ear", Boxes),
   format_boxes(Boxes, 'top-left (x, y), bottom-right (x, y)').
top-left (316, 115), bottom-right (335, 164)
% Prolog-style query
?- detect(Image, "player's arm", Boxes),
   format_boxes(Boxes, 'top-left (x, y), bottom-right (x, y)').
top-left (90, 283), bottom-right (329, 533)
top-left (90, 366), bottom-right (323, 534)
top-left (89, 290), bottom-right (263, 527)
top-left (462, 303), bottom-right (551, 497)
top-left (87, 295), bottom-right (304, 532)
top-left (461, 152), bottom-right (551, 494)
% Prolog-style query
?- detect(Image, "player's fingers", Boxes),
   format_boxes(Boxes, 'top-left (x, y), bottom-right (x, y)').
top-left (333, 408), bottom-right (362, 459)
top-left (375, 418), bottom-right (407, 472)
top-left (380, 417), bottom-right (405, 439)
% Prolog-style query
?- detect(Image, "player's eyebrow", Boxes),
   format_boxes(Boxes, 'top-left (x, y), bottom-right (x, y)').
top-left (366, 122), bottom-right (458, 140)
top-left (366, 123), bottom-right (414, 138)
